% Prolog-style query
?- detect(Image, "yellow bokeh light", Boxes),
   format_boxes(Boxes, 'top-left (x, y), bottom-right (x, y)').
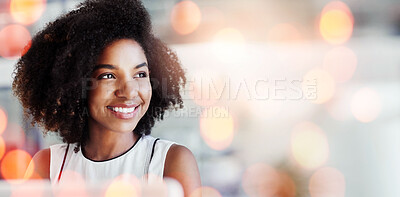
top-left (10, 0), bottom-right (46, 25)
top-left (171, 1), bottom-right (201, 35)
top-left (0, 24), bottom-right (31, 59)
top-left (105, 175), bottom-right (141, 197)
top-left (0, 107), bottom-right (7, 134)
top-left (319, 1), bottom-right (353, 44)
top-left (291, 122), bottom-right (329, 169)
top-left (212, 28), bottom-right (246, 64)
top-left (351, 88), bottom-right (381, 123)
top-left (302, 68), bottom-right (336, 104)
top-left (0, 137), bottom-right (5, 160)
top-left (1, 150), bottom-right (33, 181)
top-left (199, 107), bottom-right (234, 150)
top-left (323, 46), bottom-right (357, 83)
top-left (309, 167), bottom-right (346, 197)
top-left (268, 23), bottom-right (302, 42)
top-left (190, 186), bottom-right (222, 197)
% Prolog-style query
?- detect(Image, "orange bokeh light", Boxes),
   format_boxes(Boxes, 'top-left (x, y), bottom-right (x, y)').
top-left (190, 186), bottom-right (222, 197)
top-left (0, 137), bottom-right (5, 160)
top-left (242, 163), bottom-right (296, 197)
top-left (291, 122), bottom-right (329, 169)
top-left (0, 107), bottom-right (7, 135)
top-left (268, 23), bottom-right (302, 42)
top-left (10, 0), bottom-right (46, 25)
top-left (0, 24), bottom-right (31, 59)
top-left (1, 149), bottom-right (33, 181)
top-left (199, 107), bottom-right (234, 150)
top-left (319, 1), bottom-right (353, 44)
top-left (105, 175), bottom-right (141, 197)
top-left (309, 167), bottom-right (346, 197)
top-left (171, 0), bottom-right (201, 35)
top-left (323, 46), bottom-right (357, 83)
top-left (302, 68), bottom-right (336, 104)
top-left (351, 88), bottom-right (381, 123)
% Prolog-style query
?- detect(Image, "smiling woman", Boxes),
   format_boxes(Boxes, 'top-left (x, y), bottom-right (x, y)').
top-left (11, 0), bottom-right (200, 196)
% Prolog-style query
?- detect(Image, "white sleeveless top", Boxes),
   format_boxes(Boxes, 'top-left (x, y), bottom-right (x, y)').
top-left (49, 135), bottom-right (175, 185)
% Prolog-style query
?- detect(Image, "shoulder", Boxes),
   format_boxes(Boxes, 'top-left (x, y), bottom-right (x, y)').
top-left (164, 144), bottom-right (201, 196)
top-left (165, 144), bottom-right (195, 164)
top-left (30, 148), bottom-right (50, 179)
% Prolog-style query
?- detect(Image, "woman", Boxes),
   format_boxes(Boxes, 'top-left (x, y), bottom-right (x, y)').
top-left (12, 0), bottom-right (200, 195)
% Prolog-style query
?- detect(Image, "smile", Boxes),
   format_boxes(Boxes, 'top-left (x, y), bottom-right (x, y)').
top-left (106, 105), bottom-right (139, 119)
top-left (107, 106), bottom-right (137, 113)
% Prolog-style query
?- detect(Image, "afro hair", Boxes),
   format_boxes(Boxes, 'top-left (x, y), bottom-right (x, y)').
top-left (12, 0), bottom-right (186, 151)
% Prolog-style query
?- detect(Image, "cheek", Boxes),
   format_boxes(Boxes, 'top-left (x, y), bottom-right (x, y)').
top-left (88, 84), bottom-right (115, 109)
top-left (139, 80), bottom-right (152, 100)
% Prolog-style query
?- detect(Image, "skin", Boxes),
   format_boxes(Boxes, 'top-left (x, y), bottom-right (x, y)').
top-left (28, 39), bottom-right (201, 196)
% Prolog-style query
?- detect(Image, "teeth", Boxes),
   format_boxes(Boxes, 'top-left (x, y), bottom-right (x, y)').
top-left (109, 106), bottom-right (137, 113)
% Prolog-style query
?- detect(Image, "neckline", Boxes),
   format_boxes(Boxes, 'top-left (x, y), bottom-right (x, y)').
top-left (80, 134), bottom-right (142, 163)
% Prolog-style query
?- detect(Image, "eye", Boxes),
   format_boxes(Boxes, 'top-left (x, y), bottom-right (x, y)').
top-left (134, 72), bottom-right (148, 78)
top-left (98, 73), bottom-right (115, 80)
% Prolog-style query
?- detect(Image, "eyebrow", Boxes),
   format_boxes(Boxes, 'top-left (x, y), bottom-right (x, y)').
top-left (93, 62), bottom-right (148, 71)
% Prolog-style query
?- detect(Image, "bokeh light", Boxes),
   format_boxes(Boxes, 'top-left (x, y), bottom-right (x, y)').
top-left (302, 68), bottom-right (336, 104)
top-left (268, 23), bottom-right (302, 42)
top-left (351, 88), bottom-right (382, 123)
top-left (0, 107), bottom-right (7, 134)
top-left (105, 174), bottom-right (141, 197)
top-left (319, 1), bottom-right (354, 44)
top-left (10, 0), bottom-right (46, 25)
top-left (54, 170), bottom-right (88, 197)
top-left (0, 137), bottom-right (5, 160)
top-left (1, 149), bottom-right (33, 180)
top-left (309, 167), bottom-right (346, 197)
top-left (291, 122), bottom-right (329, 169)
top-left (199, 107), bottom-right (234, 150)
top-left (212, 28), bottom-right (246, 64)
top-left (190, 186), bottom-right (222, 197)
top-left (164, 178), bottom-right (184, 197)
top-left (242, 163), bottom-right (280, 197)
top-left (171, 1), bottom-right (201, 35)
top-left (0, 24), bottom-right (31, 59)
top-left (323, 46), bottom-right (357, 83)
top-left (277, 172), bottom-right (296, 197)
top-left (10, 181), bottom-right (46, 197)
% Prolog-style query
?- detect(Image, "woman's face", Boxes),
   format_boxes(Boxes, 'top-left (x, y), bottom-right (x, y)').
top-left (88, 39), bottom-right (151, 134)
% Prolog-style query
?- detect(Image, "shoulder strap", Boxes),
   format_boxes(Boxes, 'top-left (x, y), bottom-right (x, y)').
top-left (57, 143), bottom-right (69, 183)
top-left (143, 137), bottom-right (159, 182)
top-left (149, 138), bottom-right (160, 163)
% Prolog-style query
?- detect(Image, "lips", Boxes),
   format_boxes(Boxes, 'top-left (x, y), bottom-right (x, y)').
top-left (106, 104), bottom-right (139, 119)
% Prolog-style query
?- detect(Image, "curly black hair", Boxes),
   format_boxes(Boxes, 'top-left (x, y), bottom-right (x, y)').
top-left (12, 0), bottom-right (186, 151)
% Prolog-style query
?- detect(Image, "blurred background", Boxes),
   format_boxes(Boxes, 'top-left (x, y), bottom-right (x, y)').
top-left (0, 0), bottom-right (400, 196)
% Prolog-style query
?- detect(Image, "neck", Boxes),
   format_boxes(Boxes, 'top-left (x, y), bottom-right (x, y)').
top-left (84, 121), bottom-right (139, 161)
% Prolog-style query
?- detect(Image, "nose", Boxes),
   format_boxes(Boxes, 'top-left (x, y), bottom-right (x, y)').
top-left (115, 79), bottom-right (139, 99)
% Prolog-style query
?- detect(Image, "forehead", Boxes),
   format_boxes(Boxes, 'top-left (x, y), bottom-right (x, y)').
top-left (97, 39), bottom-right (147, 66)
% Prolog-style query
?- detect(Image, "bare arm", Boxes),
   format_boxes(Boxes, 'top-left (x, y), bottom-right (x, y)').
top-left (25, 148), bottom-right (50, 180)
top-left (164, 144), bottom-right (201, 197)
